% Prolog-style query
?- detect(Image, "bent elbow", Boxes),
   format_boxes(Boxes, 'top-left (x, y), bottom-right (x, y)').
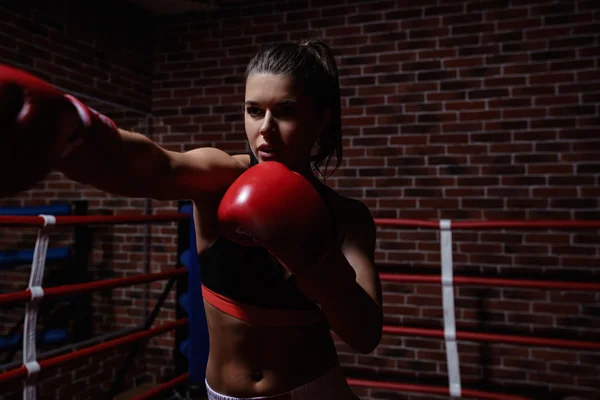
top-left (353, 324), bottom-right (383, 355)
top-left (354, 337), bottom-right (380, 355)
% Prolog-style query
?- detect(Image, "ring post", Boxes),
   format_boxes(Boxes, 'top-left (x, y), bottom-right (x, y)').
top-left (178, 202), bottom-right (209, 397)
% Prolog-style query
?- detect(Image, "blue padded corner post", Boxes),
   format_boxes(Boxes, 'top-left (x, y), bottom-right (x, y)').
top-left (179, 203), bottom-right (210, 386)
top-left (0, 329), bottom-right (68, 351)
top-left (0, 203), bottom-right (72, 216)
top-left (0, 247), bottom-right (70, 269)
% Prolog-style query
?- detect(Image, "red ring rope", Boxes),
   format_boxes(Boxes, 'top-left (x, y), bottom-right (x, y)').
top-left (0, 213), bottom-right (189, 227)
top-left (347, 378), bottom-right (530, 400)
top-left (379, 273), bottom-right (600, 292)
top-left (382, 326), bottom-right (600, 350)
top-left (133, 373), bottom-right (190, 400)
top-left (0, 319), bottom-right (188, 385)
top-left (0, 268), bottom-right (187, 306)
top-left (374, 218), bottom-right (600, 229)
top-left (1, 215), bottom-right (597, 229)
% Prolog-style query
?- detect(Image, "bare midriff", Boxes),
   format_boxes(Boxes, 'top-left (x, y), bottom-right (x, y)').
top-left (203, 300), bottom-right (339, 397)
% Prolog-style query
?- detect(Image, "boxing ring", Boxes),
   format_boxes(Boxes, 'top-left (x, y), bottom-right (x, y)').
top-left (0, 209), bottom-right (598, 400)
top-left (0, 207), bottom-right (195, 400)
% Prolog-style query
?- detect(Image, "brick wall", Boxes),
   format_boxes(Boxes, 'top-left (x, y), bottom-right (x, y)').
top-left (0, 0), bottom-right (598, 399)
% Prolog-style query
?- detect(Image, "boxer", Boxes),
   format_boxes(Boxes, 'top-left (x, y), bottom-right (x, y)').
top-left (0, 39), bottom-right (382, 399)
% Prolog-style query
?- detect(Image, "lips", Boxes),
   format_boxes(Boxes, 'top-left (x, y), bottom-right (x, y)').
top-left (257, 144), bottom-right (274, 153)
top-left (257, 144), bottom-right (278, 160)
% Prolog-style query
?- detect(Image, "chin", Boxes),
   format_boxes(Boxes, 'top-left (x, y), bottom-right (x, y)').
top-left (258, 151), bottom-right (283, 163)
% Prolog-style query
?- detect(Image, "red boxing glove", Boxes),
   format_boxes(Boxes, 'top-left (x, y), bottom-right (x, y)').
top-left (0, 64), bottom-right (118, 197)
top-left (217, 162), bottom-right (357, 308)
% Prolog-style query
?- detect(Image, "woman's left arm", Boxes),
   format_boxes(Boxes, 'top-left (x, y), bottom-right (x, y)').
top-left (327, 200), bottom-right (383, 354)
top-left (216, 162), bottom-right (382, 352)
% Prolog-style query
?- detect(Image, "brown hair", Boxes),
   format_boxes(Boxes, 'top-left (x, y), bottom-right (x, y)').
top-left (245, 39), bottom-right (342, 178)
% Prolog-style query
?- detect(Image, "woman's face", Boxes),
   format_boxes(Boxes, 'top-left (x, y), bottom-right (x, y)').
top-left (244, 73), bottom-right (328, 173)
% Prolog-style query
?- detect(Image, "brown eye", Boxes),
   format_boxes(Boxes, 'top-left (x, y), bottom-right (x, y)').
top-left (247, 107), bottom-right (262, 116)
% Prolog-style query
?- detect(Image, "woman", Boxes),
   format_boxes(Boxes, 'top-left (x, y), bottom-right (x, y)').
top-left (0, 40), bottom-right (382, 399)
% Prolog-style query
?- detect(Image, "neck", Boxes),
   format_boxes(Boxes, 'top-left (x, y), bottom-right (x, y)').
top-left (292, 163), bottom-right (321, 185)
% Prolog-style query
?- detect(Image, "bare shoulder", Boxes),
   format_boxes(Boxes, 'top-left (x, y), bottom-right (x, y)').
top-left (342, 196), bottom-right (376, 247)
top-left (173, 147), bottom-right (247, 169)
top-left (323, 187), bottom-right (376, 251)
top-left (339, 195), bottom-right (373, 227)
top-left (159, 147), bottom-right (249, 198)
top-left (232, 153), bottom-right (251, 168)
top-left (325, 186), bottom-right (380, 307)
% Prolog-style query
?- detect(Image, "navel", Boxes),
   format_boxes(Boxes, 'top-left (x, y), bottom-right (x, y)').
top-left (249, 371), bottom-right (264, 382)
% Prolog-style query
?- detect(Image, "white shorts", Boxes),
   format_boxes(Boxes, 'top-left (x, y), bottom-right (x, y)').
top-left (205, 365), bottom-right (357, 400)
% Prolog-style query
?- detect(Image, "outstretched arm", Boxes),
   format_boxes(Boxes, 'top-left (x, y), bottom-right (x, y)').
top-left (0, 63), bottom-right (246, 200)
top-left (57, 127), bottom-right (246, 200)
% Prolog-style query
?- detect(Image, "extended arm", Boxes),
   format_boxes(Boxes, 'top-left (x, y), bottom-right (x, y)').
top-left (0, 63), bottom-right (246, 200)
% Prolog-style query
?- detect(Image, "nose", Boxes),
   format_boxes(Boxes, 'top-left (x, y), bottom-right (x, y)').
top-left (258, 110), bottom-right (276, 137)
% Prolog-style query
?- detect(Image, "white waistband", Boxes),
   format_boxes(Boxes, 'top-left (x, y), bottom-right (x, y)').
top-left (205, 365), bottom-right (356, 400)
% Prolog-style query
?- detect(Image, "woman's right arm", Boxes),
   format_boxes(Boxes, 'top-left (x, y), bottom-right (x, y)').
top-left (57, 127), bottom-right (247, 201)
top-left (0, 63), bottom-right (245, 201)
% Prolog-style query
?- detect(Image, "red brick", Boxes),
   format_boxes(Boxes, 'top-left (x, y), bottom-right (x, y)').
top-left (483, 76), bottom-right (526, 87)
top-left (559, 81), bottom-right (600, 93)
top-left (530, 72), bottom-right (576, 85)
top-left (529, 164), bottom-right (574, 175)
top-left (472, 132), bottom-right (512, 143)
top-left (454, 22), bottom-right (494, 38)
top-left (323, 6), bottom-right (358, 19)
top-left (444, 186), bottom-right (486, 197)
top-left (488, 97), bottom-right (532, 108)
top-left (445, 101), bottom-right (486, 111)
top-left (459, 44), bottom-right (500, 57)
top-left (459, 110), bottom-right (501, 121)
top-left (468, 88), bottom-right (510, 99)
top-left (347, 12), bottom-right (384, 25)
top-left (502, 174), bottom-right (548, 187)
top-left (418, 48), bottom-right (457, 60)
top-left (559, 129), bottom-right (599, 140)
top-left (443, 56), bottom-right (484, 68)
top-left (427, 91), bottom-right (466, 102)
